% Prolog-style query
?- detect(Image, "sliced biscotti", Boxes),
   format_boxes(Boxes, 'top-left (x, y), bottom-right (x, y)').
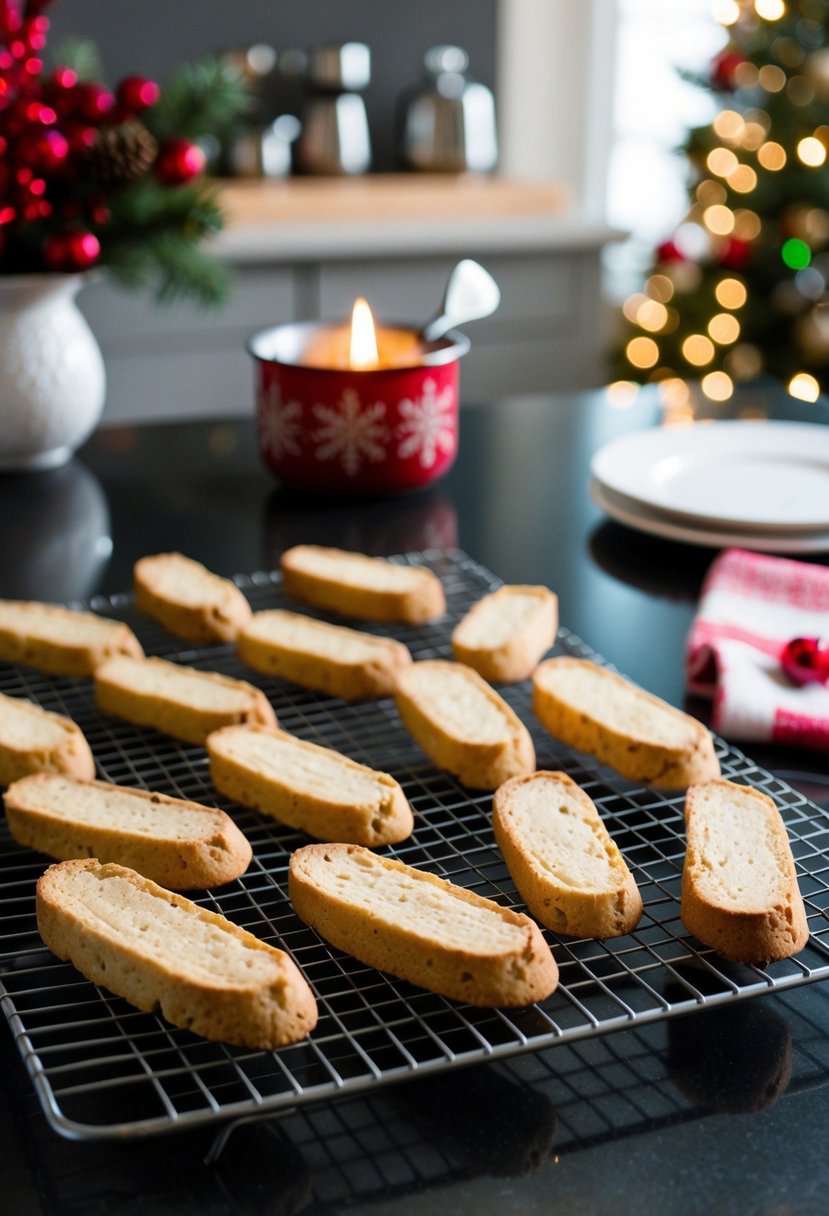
top-left (451, 585), bottom-right (558, 683)
top-left (0, 598), bottom-right (143, 677)
top-left (94, 655), bottom-right (275, 746)
top-left (0, 692), bottom-right (95, 786)
top-left (280, 545), bottom-right (446, 624)
top-left (207, 724), bottom-right (413, 846)
top-left (237, 609), bottom-right (412, 702)
top-left (289, 843), bottom-right (558, 1007)
top-left (493, 771), bottom-right (642, 939)
top-left (134, 552), bottom-right (252, 644)
top-left (532, 657), bottom-right (720, 790)
top-left (681, 779), bottom-right (809, 964)
top-left (37, 859), bottom-right (317, 1049)
top-left (4, 774), bottom-right (252, 889)
top-left (394, 659), bottom-right (535, 789)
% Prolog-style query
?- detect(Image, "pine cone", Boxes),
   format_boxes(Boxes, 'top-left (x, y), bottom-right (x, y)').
top-left (87, 123), bottom-right (158, 187)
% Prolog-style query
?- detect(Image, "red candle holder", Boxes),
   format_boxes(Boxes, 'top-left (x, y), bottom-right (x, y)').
top-left (247, 320), bottom-right (469, 496)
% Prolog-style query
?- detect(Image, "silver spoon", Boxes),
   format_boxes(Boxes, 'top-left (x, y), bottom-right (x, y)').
top-left (421, 259), bottom-right (501, 343)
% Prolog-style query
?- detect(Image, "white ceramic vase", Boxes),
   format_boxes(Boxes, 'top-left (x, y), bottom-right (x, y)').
top-left (0, 273), bottom-right (106, 471)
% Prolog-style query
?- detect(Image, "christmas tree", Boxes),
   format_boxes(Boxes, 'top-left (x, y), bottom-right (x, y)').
top-left (616, 0), bottom-right (829, 405)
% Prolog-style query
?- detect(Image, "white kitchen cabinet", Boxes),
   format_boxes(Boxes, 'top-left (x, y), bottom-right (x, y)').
top-left (79, 179), bottom-right (620, 424)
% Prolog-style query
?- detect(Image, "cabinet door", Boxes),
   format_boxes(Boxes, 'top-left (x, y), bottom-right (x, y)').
top-left (319, 251), bottom-right (606, 396)
top-left (78, 268), bottom-right (297, 423)
top-left (79, 267), bottom-right (296, 349)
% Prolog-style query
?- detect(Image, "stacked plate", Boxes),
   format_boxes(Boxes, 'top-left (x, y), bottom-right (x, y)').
top-left (590, 420), bottom-right (829, 553)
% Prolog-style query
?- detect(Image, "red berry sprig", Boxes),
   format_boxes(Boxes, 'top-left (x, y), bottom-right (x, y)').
top-left (0, 1), bottom-right (172, 274)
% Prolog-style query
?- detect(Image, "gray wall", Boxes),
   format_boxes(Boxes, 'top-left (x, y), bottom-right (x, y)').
top-left (47, 1), bottom-right (497, 172)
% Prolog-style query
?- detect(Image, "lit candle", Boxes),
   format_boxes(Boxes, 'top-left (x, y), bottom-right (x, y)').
top-left (349, 297), bottom-right (380, 370)
top-left (249, 300), bottom-right (469, 493)
top-left (300, 298), bottom-right (423, 370)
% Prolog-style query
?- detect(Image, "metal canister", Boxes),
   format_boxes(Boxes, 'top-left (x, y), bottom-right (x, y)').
top-left (398, 45), bottom-right (498, 174)
top-left (296, 43), bottom-right (372, 176)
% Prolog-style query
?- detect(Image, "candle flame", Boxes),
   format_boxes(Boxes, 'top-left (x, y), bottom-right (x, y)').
top-left (349, 297), bottom-right (380, 370)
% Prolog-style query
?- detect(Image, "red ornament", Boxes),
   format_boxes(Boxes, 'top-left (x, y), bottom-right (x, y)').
top-left (710, 49), bottom-right (745, 91)
top-left (154, 137), bottom-right (206, 185)
top-left (719, 237), bottom-right (752, 270)
top-left (116, 74), bottom-right (160, 114)
top-left (15, 125), bottom-right (68, 172)
top-left (70, 81), bottom-right (115, 123)
top-left (781, 637), bottom-right (829, 686)
top-left (64, 120), bottom-right (98, 155)
top-left (43, 229), bottom-right (101, 272)
top-left (655, 239), bottom-right (686, 265)
top-left (49, 65), bottom-right (77, 90)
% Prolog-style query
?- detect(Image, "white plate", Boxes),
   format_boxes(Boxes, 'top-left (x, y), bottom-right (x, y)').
top-left (590, 479), bottom-right (829, 554)
top-left (591, 421), bottom-right (829, 532)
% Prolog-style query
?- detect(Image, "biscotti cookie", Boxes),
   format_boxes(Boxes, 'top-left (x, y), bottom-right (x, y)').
top-left (0, 691), bottom-right (95, 786)
top-left (0, 598), bottom-right (143, 677)
top-left (5, 774), bottom-right (252, 889)
top-left (280, 545), bottom-right (446, 624)
top-left (532, 657), bottom-right (720, 790)
top-left (94, 655), bottom-right (275, 746)
top-left (394, 659), bottom-right (535, 789)
top-left (207, 724), bottom-right (413, 846)
top-left (134, 552), bottom-right (252, 644)
top-left (37, 859), bottom-right (317, 1049)
top-left (237, 609), bottom-right (412, 702)
top-left (452, 585), bottom-right (558, 683)
top-left (681, 779), bottom-right (809, 964)
top-left (289, 843), bottom-right (558, 1007)
top-left (493, 771), bottom-right (642, 939)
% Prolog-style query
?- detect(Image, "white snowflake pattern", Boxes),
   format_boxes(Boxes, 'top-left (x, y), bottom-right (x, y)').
top-left (311, 388), bottom-right (389, 476)
top-left (395, 379), bottom-right (455, 468)
top-left (259, 381), bottom-right (304, 460)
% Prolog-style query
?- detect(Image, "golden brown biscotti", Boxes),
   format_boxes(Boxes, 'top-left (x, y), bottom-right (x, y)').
top-left (94, 655), bottom-right (276, 746)
top-left (0, 598), bottom-right (143, 677)
top-left (394, 659), bottom-right (535, 789)
top-left (0, 691), bottom-right (95, 786)
top-left (681, 779), bottom-right (809, 964)
top-left (289, 843), bottom-right (559, 1007)
top-left (207, 724), bottom-right (413, 846)
top-left (493, 771), bottom-right (643, 939)
top-left (280, 545), bottom-right (446, 624)
top-left (532, 657), bottom-right (720, 790)
top-left (4, 773), bottom-right (252, 889)
top-left (451, 585), bottom-right (558, 683)
top-left (37, 859), bottom-right (317, 1049)
top-left (134, 552), bottom-right (252, 644)
top-left (237, 609), bottom-right (412, 701)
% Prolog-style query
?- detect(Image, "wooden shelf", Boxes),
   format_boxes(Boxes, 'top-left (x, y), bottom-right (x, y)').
top-left (217, 175), bottom-right (570, 228)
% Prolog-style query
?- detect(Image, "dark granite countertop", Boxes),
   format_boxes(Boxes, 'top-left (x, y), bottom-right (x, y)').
top-left (1, 384), bottom-right (828, 1216)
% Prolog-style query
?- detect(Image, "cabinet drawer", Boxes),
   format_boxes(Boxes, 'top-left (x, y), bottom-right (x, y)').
top-left (79, 267), bottom-right (296, 351)
top-left (318, 253), bottom-right (576, 328)
top-left (100, 345), bottom-right (253, 424)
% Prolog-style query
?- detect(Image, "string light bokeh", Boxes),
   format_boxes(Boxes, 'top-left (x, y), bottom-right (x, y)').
top-left (613, 0), bottom-right (829, 406)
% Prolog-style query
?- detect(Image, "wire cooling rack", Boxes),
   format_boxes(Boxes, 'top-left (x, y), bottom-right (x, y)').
top-left (1, 549), bottom-right (829, 1143)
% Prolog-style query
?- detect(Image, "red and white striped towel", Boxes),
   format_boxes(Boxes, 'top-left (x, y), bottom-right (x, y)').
top-left (686, 548), bottom-right (829, 750)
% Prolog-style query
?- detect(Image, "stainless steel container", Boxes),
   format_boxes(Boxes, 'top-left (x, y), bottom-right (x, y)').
top-left (399, 45), bottom-right (498, 174)
top-left (225, 115), bottom-right (301, 179)
top-left (296, 42), bottom-right (372, 176)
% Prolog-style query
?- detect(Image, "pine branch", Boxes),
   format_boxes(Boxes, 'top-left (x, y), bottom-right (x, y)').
top-left (146, 58), bottom-right (251, 142)
top-left (104, 233), bottom-right (229, 306)
top-left (107, 177), bottom-right (225, 240)
top-left (51, 37), bottom-right (103, 81)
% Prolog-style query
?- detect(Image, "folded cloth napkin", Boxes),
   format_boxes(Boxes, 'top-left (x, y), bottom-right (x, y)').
top-left (686, 547), bottom-right (829, 750)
